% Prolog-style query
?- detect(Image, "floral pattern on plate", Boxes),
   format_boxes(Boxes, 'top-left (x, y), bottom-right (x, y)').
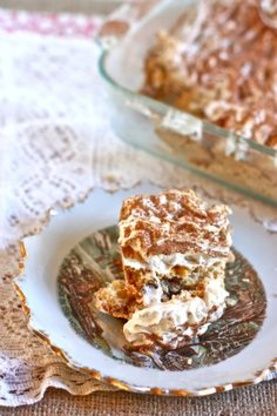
top-left (58, 225), bottom-right (266, 371)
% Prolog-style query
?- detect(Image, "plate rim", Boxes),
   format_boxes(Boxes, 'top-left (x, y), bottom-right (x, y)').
top-left (14, 235), bottom-right (277, 398)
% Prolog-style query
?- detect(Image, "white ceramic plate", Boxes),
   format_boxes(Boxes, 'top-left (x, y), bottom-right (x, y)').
top-left (15, 185), bottom-right (277, 396)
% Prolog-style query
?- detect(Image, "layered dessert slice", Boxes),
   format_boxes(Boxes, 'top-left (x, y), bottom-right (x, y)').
top-left (95, 189), bottom-right (232, 348)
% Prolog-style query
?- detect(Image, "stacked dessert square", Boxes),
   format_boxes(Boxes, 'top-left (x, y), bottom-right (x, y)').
top-left (95, 189), bottom-right (232, 349)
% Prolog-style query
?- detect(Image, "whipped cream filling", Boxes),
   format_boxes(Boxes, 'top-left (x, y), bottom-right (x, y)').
top-left (148, 252), bottom-right (223, 276)
top-left (142, 281), bottom-right (163, 306)
top-left (123, 276), bottom-right (229, 346)
top-left (204, 277), bottom-right (228, 309)
top-left (123, 252), bottom-right (223, 274)
top-left (124, 297), bottom-right (207, 346)
top-left (123, 257), bottom-right (145, 270)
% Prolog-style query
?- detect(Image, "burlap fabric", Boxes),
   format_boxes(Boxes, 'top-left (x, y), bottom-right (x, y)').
top-left (1, 382), bottom-right (277, 415)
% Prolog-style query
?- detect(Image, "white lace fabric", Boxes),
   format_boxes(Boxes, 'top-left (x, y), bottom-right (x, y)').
top-left (0, 16), bottom-right (276, 407)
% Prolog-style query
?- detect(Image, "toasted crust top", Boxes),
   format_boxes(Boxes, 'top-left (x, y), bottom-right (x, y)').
top-left (119, 189), bottom-right (231, 260)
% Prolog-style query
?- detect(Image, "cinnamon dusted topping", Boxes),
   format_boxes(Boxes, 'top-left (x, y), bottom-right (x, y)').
top-left (119, 189), bottom-right (231, 261)
top-left (143, 0), bottom-right (277, 148)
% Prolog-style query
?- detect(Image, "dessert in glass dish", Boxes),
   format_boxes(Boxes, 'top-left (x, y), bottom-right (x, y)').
top-left (141, 0), bottom-right (277, 202)
top-left (95, 189), bottom-right (233, 349)
top-left (143, 0), bottom-right (277, 149)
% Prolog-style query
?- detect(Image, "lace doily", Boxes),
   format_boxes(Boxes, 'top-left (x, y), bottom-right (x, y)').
top-left (0, 7), bottom-right (276, 407)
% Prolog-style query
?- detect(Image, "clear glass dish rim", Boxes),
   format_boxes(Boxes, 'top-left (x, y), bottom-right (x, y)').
top-left (98, 48), bottom-right (277, 160)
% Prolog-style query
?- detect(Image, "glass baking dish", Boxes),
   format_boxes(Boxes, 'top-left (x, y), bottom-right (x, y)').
top-left (98, 0), bottom-right (277, 206)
